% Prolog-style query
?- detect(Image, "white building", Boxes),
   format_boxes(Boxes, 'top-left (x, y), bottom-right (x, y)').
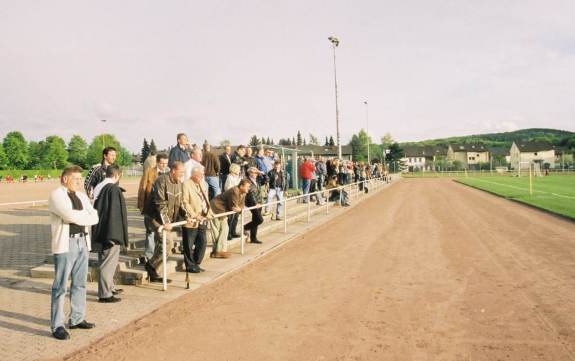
top-left (509, 141), bottom-right (555, 170)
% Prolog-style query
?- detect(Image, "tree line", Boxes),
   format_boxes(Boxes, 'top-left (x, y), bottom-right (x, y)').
top-left (0, 131), bottom-right (133, 170)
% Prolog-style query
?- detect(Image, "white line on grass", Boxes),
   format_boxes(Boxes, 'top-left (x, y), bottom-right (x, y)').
top-left (464, 178), bottom-right (575, 200)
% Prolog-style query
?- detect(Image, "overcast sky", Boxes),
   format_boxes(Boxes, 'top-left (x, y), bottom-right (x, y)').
top-left (1, 0), bottom-right (574, 151)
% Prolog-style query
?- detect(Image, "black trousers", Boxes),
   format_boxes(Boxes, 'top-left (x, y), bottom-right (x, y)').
top-left (244, 209), bottom-right (264, 241)
top-left (228, 213), bottom-right (239, 238)
top-left (182, 227), bottom-right (207, 270)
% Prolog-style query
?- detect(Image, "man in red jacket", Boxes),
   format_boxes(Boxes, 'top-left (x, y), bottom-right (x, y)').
top-left (299, 157), bottom-right (315, 203)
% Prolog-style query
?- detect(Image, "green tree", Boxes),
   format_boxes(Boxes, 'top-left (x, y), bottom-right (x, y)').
top-left (68, 135), bottom-right (88, 168)
top-left (385, 142), bottom-right (405, 172)
top-left (0, 143), bottom-right (7, 169)
top-left (3, 131), bottom-right (29, 169)
top-left (86, 134), bottom-right (121, 166)
top-left (249, 135), bottom-right (260, 146)
top-left (117, 146), bottom-right (133, 166)
top-left (149, 139), bottom-right (158, 154)
top-left (349, 129), bottom-right (372, 161)
top-left (292, 137), bottom-right (296, 146)
top-left (27, 141), bottom-right (44, 169)
top-left (220, 139), bottom-right (231, 146)
top-left (141, 138), bottom-right (150, 165)
top-left (296, 131), bottom-right (302, 146)
top-left (325, 136), bottom-right (329, 146)
top-left (43, 136), bottom-right (68, 169)
top-left (329, 136), bottom-right (335, 146)
top-left (381, 132), bottom-right (395, 150)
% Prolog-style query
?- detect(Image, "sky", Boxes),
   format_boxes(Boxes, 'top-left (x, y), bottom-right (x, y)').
top-left (1, 0), bottom-right (574, 152)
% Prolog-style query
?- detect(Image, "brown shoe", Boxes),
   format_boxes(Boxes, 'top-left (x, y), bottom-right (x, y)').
top-left (210, 252), bottom-right (230, 259)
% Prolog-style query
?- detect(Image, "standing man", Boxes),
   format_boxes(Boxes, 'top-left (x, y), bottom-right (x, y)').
top-left (185, 148), bottom-right (204, 181)
top-left (137, 153), bottom-right (169, 264)
top-left (84, 147), bottom-right (117, 199)
top-left (143, 161), bottom-right (186, 283)
top-left (299, 157), bottom-right (315, 203)
top-left (267, 160), bottom-right (287, 220)
top-left (168, 133), bottom-right (190, 168)
top-left (231, 145), bottom-right (248, 177)
top-left (92, 165), bottom-right (128, 303)
top-left (181, 167), bottom-right (211, 272)
top-left (201, 143), bottom-right (221, 200)
top-left (49, 166), bottom-right (99, 340)
top-left (244, 147), bottom-right (257, 177)
top-left (244, 167), bottom-right (264, 244)
top-left (219, 145), bottom-right (232, 190)
top-left (210, 179), bottom-right (251, 258)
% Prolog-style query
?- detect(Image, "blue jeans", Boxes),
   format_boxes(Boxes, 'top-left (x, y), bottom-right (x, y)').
top-left (51, 235), bottom-right (89, 331)
top-left (302, 179), bottom-right (311, 202)
top-left (219, 174), bottom-right (228, 191)
top-left (205, 176), bottom-right (221, 200)
top-left (143, 216), bottom-right (155, 260)
top-left (267, 187), bottom-right (284, 217)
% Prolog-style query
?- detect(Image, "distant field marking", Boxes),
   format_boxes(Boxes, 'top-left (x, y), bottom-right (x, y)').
top-left (463, 177), bottom-right (575, 200)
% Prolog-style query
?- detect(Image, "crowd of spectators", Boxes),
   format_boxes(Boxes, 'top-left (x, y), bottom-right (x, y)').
top-left (45, 132), bottom-right (387, 341)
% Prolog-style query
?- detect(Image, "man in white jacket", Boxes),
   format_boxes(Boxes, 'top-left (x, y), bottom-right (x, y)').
top-left (48, 165), bottom-right (99, 340)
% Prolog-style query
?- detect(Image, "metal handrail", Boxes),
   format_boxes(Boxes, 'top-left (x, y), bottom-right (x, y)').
top-left (156, 176), bottom-right (390, 290)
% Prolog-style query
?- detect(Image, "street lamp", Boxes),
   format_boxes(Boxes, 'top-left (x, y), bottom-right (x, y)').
top-left (101, 119), bottom-right (107, 149)
top-left (364, 101), bottom-right (370, 165)
top-left (328, 36), bottom-right (342, 159)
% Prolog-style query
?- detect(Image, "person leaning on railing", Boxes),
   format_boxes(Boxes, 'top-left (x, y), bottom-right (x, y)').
top-left (209, 179), bottom-right (251, 258)
top-left (143, 161), bottom-right (186, 283)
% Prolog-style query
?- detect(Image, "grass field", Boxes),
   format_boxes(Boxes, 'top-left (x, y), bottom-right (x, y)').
top-left (455, 174), bottom-right (575, 220)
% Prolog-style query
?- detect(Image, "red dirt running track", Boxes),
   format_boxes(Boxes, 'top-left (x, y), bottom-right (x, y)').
top-left (63, 178), bottom-right (575, 361)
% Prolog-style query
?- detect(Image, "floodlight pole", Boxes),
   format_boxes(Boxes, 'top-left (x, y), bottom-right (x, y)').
top-left (328, 36), bottom-right (342, 159)
top-left (101, 119), bottom-right (107, 149)
top-left (364, 101), bottom-right (370, 165)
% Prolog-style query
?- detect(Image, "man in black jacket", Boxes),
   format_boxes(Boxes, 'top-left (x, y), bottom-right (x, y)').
top-left (244, 167), bottom-right (264, 244)
top-left (218, 145), bottom-right (232, 190)
top-left (267, 160), bottom-right (287, 220)
top-left (84, 147), bottom-right (117, 199)
top-left (92, 164), bottom-right (128, 303)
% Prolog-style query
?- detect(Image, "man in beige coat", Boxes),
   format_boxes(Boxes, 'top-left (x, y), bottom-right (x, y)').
top-left (181, 166), bottom-right (211, 272)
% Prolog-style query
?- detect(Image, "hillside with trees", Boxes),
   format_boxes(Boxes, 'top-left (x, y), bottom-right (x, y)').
top-left (400, 128), bottom-right (575, 149)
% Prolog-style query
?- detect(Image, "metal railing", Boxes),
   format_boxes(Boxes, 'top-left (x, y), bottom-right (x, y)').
top-left (156, 176), bottom-right (392, 291)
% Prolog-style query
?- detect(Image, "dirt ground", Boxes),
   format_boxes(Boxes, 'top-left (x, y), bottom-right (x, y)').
top-left (61, 178), bottom-right (575, 361)
top-left (0, 178), bottom-right (140, 204)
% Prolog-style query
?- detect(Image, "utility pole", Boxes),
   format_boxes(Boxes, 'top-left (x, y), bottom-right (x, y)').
top-left (328, 36), bottom-right (342, 159)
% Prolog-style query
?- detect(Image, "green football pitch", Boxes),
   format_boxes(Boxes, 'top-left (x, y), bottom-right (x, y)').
top-left (455, 174), bottom-right (575, 220)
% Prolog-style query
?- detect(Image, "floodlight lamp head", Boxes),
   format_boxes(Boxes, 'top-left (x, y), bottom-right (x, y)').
top-left (328, 36), bottom-right (339, 46)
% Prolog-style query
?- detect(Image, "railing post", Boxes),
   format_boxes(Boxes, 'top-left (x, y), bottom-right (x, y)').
top-left (162, 229), bottom-right (167, 291)
top-left (339, 186), bottom-right (342, 206)
top-left (326, 191), bottom-right (329, 214)
top-left (283, 198), bottom-right (288, 233)
top-left (240, 209), bottom-right (245, 255)
top-left (307, 198), bottom-right (311, 222)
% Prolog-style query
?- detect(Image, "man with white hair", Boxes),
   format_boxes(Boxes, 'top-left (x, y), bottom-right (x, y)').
top-left (185, 148), bottom-right (204, 181)
top-left (181, 166), bottom-right (211, 273)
